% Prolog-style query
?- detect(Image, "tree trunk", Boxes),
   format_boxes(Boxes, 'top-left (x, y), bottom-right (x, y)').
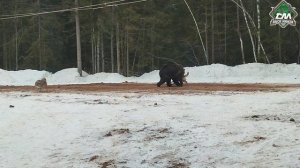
top-left (126, 28), bottom-right (129, 76)
top-left (15, 20), bottom-right (18, 70)
top-left (150, 26), bottom-right (154, 70)
top-left (257, 0), bottom-right (261, 61)
top-left (278, 27), bottom-right (282, 62)
top-left (14, 2), bottom-right (18, 70)
top-left (205, 7), bottom-right (209, 64)
top-left (101, 31), bottom-right (105, 72)
top-left (116, 21), bottom-right (120, 74)
top-left (2, 23), bottom-right (7, 70)
top-left (131, 20), bottom-right (142, 73)
top-left (140, 20), bottom-right (145, 73)
top-left (298, 26), bottom-right (300, 64)
top-left (91, 28), bottom-right (95, 73)
top-left (111, 7), bottom-right (115, 73)
top-left (183, 0), bottom-right (208, 65)
top-left (211, 0), bottom-right (215, 63)
top-left (96, 30), bottom-right (100, 72)
top-left (240, 0), bottom-right (257, 62)
top-left (224, 0), bottom-right (227, 64)
top-left (237, 5), bottom-right (245, 64)
top-left (231, 0), bottom-right (269, 63)
top-left (75, 0), bottom-right (82, 76)
top-left (38, 0), bottom-right (42, 70)
top-left (188, 42), bottom-right (199, 65)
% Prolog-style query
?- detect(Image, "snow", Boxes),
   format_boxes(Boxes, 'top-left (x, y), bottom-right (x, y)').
top-left (0, 69), bottom-right (50, 86)
top-left (1, 63), bottom-right (300, 86)
top-left (1, 90), bottom-right (300, 167)
top-left (1, 63), bottom-right (300, 167)
top-left (184, 63), bottom-right (300, 83)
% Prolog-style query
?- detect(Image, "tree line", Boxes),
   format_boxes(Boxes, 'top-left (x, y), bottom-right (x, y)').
top-left (0, 0), bottom-right (300, 76)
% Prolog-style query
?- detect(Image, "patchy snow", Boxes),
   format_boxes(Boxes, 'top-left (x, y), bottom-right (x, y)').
top-left (1, 90), bottom-right (300, 167)
top-left (0, 63), bottom-right (300, 86)
top-left (1, 63), bottom-right (300, 167)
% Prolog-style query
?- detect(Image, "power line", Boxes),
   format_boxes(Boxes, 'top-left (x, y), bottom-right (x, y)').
top-left (0, 0), bottom-right (148, 20)
top-left (0, 0), bottom-right (125, 19)
top-left (87, 0), bottom-right (147, 10)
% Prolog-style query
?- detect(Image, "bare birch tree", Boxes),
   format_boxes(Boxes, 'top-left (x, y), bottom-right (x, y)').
top-left (239, 0), bottom-right (257, 62)
top-left (230, 0), bottom-right (270, 63)
top-left (183, 0), bottom-right (208, 65)
top-left (75, 0), bottom-right (82, 76)
top-left (237, 5), bottom-right (245, 64)
top-left (257, 0), bottom-right (261, 60)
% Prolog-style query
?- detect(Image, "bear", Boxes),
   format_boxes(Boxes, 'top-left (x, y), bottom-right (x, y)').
top-left (157, 62), bottom-right (188, 87)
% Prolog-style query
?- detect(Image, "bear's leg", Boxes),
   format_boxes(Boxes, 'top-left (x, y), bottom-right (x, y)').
top-left (166, 78), bottom-right (172, 87)
top-left (173, 80), bottom-right (180, 86)
top-left (157, 79), bottom-right (166, 87)
top-left (179, 79), bottom-right (183, 87)
top-left (173, 78), bottom-right (183, 87)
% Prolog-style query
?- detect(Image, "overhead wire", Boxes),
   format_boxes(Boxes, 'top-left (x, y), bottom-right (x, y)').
top-left (0, 0), bottom-right (148, 20)
top-left (86, 0), bottom-right (147, 10)
top-left (0, 0), bottom-right (125, 19)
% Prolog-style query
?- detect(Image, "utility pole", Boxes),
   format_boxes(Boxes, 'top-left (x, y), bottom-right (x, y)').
top-left (38, 0), bottom-right (42, 70)
top-left (14, 1), bottom-right (18, 70)
top-left (75, 0), bottom-right (82, 76)
top-left (15, 18), bottom-right (18, 70)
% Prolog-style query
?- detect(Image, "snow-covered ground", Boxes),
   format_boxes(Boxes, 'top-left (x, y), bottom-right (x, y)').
top-left (1, 63), bottom-right (300, 167)
top-left (1, 63), bottom-right (300, 86)
top-left (1, 90), bottom-right (300, 168)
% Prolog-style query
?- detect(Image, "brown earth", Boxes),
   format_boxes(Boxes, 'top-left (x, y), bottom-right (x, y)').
top-left (0, 83), bottom-right (299, 94)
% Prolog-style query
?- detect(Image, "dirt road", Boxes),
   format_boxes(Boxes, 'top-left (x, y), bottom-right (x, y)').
top-left (0, 83), bottom-right (299, 93)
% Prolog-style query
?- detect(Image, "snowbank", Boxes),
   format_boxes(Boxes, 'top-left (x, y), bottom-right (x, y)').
top-left (1, 63), bottom-right (300, 86)
top-left (47, 68), bottom-right (89, 85)
top-left (185, 63), bottom-right (300, 83)
top-left (0, 69), bottom-right (50, 86)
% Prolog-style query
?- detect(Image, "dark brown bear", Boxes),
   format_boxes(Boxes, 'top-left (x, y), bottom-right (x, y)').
top-left (157, 62), bottom-right (188, 87)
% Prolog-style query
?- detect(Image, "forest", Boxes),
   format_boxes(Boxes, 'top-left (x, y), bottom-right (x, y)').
top-left (0, 0), bottom-right (300, 76)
